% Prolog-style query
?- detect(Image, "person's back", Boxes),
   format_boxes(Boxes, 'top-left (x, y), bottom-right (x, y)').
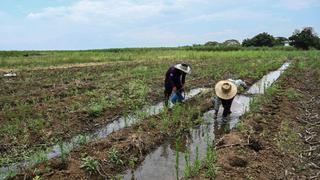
top-left (164, 64), bottom-right (191, 105)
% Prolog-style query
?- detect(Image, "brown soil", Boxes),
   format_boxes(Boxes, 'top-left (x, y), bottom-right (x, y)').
top-left (195, 64), bottom-right (320, 179)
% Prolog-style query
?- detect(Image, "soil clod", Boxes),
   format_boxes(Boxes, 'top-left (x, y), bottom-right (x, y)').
top-left (248, 138), bottom-right (263, 152)
top-left (229, 156), bottom-right (248, 167)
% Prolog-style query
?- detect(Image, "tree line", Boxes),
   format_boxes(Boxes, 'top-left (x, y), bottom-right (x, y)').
top-left (204, 27), bottom-right (320, 50)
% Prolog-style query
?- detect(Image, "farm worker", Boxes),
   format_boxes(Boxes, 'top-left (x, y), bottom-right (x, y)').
top-left (164, 63), bottom-right (191, 105)
top-left (213, 79), bottom-right (243, 117)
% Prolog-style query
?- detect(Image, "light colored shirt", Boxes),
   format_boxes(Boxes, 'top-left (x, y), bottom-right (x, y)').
top-left (228, 79), bottom-right (247, 88)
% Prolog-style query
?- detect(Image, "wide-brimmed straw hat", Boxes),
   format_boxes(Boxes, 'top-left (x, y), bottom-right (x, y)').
top-left (174, 63), bottom-right (191, 74)
top-left (215, 80), bottom-right (237, 100)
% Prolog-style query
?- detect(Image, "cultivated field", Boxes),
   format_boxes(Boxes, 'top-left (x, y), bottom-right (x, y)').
top-left (0, 48), bottom-right (319, 179)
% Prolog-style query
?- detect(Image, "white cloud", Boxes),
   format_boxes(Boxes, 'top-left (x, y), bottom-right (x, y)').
top-left (27, 0), bottom-right (165, 23)
top-left (279, 0), bottom-right (320, 10)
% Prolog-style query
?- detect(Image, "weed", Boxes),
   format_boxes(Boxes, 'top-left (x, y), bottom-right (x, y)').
top-left (28, 118), bottom-right (46, 132)
top-left (30, 150), bottom-right (48, 164)
top-left (246, 175), bottom-right (254, 180)
top-left (86, 96), bottom-right (117, 117)
top-left (74, 134), bottom-right (89, 145)
top-left (184, 146), bottom-right (201, 178)
top-left (204, 145), bottom-right (218, 179)
top-left (32, 175), bottom-right (41, 180)
top-left (128, 156), bottom-right (138, 169)
top-left (80, 155), bottom-right (99, 175)
top-left (87, 102), bottom-right (104, 117)
top-left (175, 137), bottom-right (181, 180)
top-left (58, 142), bottom-right (67, 163)
top-left (235, 121), bottom-right (247, 133)
top-left (107, 148), bottom-right (123, 166)
top-left (285, 88), bottom-right (301, 101)
top-left (276, 120), bottom-right (300, 154)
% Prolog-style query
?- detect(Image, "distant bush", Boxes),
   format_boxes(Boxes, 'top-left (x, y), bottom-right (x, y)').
top-left (289, 27), bottom-right (320, 50)
top-left (223, 39), bottom-right (241, 46)
top-left (242, 32), bottom-right (277, 47)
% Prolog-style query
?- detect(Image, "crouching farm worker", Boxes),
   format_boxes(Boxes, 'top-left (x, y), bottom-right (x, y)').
top-left (164, 63), bottom-right (191, 105)
top-left (213, 80), bottom-right (238, 117)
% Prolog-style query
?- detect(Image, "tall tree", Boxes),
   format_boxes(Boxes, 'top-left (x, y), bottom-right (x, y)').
top-left (242, 32), bottom-right (276, 47)
top-left (289, 27), bottom-right (319, 50)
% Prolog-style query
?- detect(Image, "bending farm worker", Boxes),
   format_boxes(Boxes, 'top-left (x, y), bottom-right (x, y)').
top-left (213, 80), bottom-right (239, 117)
top-left (164, 63), bottom-right (191, 105)
top-left (213, 79), bottom-right (247, 117)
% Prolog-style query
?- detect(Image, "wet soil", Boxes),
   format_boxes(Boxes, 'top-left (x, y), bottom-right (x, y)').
top-left (9, 90), bottom-right (214, 179)
top-left (1, 57), bottom-right (285, 168)
top-left (3, 63), bottom-right (290, 177)
top-left (195, 63), bottom-right (320, 179)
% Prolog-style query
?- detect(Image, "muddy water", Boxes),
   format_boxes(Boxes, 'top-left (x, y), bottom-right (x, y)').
top-left (0, 88), bottom-right (209, 180)
top-left (123, 62), bottom-right (291, 180)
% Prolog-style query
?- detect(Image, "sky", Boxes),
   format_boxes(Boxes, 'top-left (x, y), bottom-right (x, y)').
top-left (0, 0), bottom-right (319, 50)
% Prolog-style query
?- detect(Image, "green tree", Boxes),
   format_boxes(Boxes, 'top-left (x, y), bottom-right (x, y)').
top-left (242, 32), bottom-right (276, 47)
top-left (289, 27), bottom-right (320, 50)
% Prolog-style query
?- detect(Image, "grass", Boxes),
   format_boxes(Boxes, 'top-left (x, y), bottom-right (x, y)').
top-left (285, 88), bottom-right (302, 101)
top-left (276, 120), bottom-right (301, 154)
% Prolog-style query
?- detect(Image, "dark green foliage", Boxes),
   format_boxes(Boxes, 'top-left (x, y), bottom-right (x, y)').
top-left (289, 27), bottom-right (320, 50)
top-left (242, 32), bottom-right (276, 47)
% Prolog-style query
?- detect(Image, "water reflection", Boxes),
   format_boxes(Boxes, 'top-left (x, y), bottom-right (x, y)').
top-left (123, 62), bottom-right (291, 180)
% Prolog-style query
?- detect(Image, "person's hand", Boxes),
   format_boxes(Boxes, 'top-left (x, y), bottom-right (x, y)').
top-left (172, 86), bottom-right (177, 92)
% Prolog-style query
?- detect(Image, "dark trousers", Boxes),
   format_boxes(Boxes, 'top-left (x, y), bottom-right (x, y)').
top-left (220, 97), bottom-right (234, 117)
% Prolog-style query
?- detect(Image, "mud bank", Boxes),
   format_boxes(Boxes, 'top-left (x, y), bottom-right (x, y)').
top-left (195, 60), bottom-right (320, 179)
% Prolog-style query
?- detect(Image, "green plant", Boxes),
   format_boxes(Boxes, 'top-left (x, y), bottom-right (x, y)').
top-left (87, 102), bottom-right (104, 117)
top-left (285, 88), bottom-right (301, 101)
top-left (235, 121), bottom-right (247, 133)
top-left (184, 146), bottom-right (201, 178)
top-left (246, 175), bottom-right (254, 180)
top-left (204, 145), bottom-right (218, 179)
top-left (33, 175), bottom-right (41, 180)
top-left (29, 118), bottom-right (46, 132)
top-left (276, 120), bottom-right (300, 154)
top-left (107, 148), bottom-right (123, 166)
top-left (128, 156), bottom-right (138, 169)
top-left (30, 150), bottom-right (48, 164)
top-left (58, 142), bottom-right (67, 163)
top-left (175, 137), bottom-right (181, 180)
top-left (80, 156), bottom-right (99, 175)
top-left (75, 134), bottom-right (89, 145)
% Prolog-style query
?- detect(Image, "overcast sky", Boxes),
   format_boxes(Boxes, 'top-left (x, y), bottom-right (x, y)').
top-left (0, 0), bottom-right (319, 50)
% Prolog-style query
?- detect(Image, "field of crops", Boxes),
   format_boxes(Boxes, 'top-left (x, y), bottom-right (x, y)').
top-left (1, 48), bottom-right (319, 179)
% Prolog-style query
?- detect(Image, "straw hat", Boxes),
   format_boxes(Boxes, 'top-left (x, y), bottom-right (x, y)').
top-left (215, 80), bottom-right (237, 100)
top-left (174, 64), bottom-right (191, 74)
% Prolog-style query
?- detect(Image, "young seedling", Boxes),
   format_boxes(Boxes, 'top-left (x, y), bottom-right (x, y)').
top-left (80, 155), bottom-right (99, 175)
top-left (107, 148), bottom-right (123, 166)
